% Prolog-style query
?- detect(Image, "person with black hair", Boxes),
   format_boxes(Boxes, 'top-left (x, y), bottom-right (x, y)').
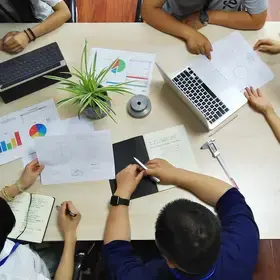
top-left (0, 0), bottom-right (70, 54)
top-left (103, 159), bottom-right (259, 279)
top-left (0, 159), bottom-right (81, 280)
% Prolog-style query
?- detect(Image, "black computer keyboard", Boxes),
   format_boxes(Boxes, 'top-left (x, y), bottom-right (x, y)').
top-left (0, 42), bottom-right (64, 90)
top-left (172, 67), bottom-right (229, 124)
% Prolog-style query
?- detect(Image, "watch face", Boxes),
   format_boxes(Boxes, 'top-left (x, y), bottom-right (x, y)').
top-left (200, 11), bottom-right (209, 24)
top-left (110, 196), bottom-right (119, 206)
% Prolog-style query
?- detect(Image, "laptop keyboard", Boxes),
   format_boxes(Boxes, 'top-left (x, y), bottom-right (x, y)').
top-left (172, 67), bottom-right (229, 124)
top-left (0, 42), bottom-right (64, 90)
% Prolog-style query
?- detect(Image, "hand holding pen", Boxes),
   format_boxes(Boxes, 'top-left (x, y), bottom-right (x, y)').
top-left (57, 201), bottom-right (81, 241)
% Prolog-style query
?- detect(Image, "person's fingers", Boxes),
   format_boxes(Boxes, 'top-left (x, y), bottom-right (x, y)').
top-left (66, 201), bottom-right (79, 215)
top-left (244, 91), bottom-right (249, 99)
top-left (4, 37), bottom-right (17, 47)
top-left (136, 170), bottom-right (145, 183)
top-left (144, 168), bottom-right (157, 177)
top-left (254, 39), bottom-right (272, 50)
top-left (245, 87), bottom-right (254, 97)
top-left (256, 88), bottom-right (262, 97)
top-left (204, 43), bottom-right (212, 60)
top-left (250, 87), bottom-right (258, 97)
top-left (35, 165), bottom-right (44, 175)
top-left (147, 158), bottom-right (161, 165)
top-left (258, 45), bottom-right (273, 53)
top-left (9, 46), bottom-right (23, 54)
top-left (60, 201), bottom-right (67, 217)
top-left (27, 159), bottom-right (39, 170)
top-left (145, 163), bottom-right (158, 170)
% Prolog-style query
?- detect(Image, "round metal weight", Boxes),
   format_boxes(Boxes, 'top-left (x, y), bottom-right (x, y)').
top-left (127, 95), bottom-right (152, 118)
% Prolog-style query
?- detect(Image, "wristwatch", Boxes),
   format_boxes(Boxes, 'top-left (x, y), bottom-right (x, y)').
top-left (200, 10), bottom-right (209, 26)
top-left (110, 195), bottom-right (130, 206)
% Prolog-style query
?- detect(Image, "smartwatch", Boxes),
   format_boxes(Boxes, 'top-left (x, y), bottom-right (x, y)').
top-left (200, 10), bottom-right (209, 26)
top-left (110, 195), bottom-right (130, 206)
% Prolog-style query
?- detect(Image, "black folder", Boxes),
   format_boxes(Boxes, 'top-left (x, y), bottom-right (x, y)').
top-left (109, 136), bottom-right (158, 199)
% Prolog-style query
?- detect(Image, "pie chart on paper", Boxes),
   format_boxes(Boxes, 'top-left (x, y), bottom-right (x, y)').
top-left (29, 124), bottom-right (47, 139)
top-left (111, 59), bottom-right (126, 74)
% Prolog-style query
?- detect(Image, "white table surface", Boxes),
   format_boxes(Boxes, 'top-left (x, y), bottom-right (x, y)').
top-left (0, 22), bottom-right (280, 241)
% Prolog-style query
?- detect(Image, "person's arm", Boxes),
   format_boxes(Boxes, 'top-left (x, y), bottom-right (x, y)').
top-left (104, 164), bottom-right (144, 244)
top-left (0, 159), bottom-right (44, 201)
top-left (30, 1), bottom-right (71, 38)
top-left (141, 0), bottom-right (212, 59)
top-left (103, 165), bottom-right (155, 280)
top-left (208, 10), bottom-right (267, 30)
top-left (2, 1), bottom-right (70, 54)
top-left (55, 201), bottom-right (81, 280)
top-left (145, 159), bottom-right (232, 206)
top-left (245, 87), bottom-right (280, 143)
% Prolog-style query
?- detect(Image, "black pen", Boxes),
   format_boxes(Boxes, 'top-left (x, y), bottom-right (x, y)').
top-left (56, 205), bottom-right (77, 217)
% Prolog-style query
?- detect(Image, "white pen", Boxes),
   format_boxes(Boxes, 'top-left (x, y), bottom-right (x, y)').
top-left (133, 157), bottom-right (160, 183)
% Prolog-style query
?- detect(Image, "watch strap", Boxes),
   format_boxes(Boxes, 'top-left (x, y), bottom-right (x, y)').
top-left (110, 195), bottom-right (130, 206)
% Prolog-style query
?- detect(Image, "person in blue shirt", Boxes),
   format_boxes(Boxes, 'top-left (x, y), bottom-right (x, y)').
top-left (103, 159), bottom-right (259, 279)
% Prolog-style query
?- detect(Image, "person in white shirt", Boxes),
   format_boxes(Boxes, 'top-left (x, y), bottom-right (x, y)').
top-left (0, 0), bottom-right (70, 54)
top-left (0, 159), bottom-right (81, 280)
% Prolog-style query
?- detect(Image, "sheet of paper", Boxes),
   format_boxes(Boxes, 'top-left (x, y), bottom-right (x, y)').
top-left (210, 31), bottom-right (274, 91)
top-left (8, 193), bottom-right (55, 243)
top-left (144, 125), bottom-right (199, 191)
top-left (88, 48), bottom-right (156, 95)
top-left (22, 116), bottom-right (94, 167)
top-left (36, 131), bottom-right (115, 185)
top-left (0, 99), bottom-right (59, 165)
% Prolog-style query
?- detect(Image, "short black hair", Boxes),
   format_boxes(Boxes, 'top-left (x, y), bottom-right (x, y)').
top-left (155, 199), bottom-right (221, 275)
top-left (0, 198), bottom-right (16, 252)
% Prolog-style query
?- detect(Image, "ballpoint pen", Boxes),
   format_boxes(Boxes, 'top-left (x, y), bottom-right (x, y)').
top-left (56, 205), bottom-right (77, 217)
top-left (133, 157), bottom-right (160, 183)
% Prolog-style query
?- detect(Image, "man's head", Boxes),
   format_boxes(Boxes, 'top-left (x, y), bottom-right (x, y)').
top-left (0, 198), bottom-right (16, 252)
top-left (155, 199), bottom-right (221, 276)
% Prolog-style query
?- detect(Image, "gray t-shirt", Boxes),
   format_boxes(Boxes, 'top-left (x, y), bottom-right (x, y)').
top-left (163, 0), bottom-right (267, 19)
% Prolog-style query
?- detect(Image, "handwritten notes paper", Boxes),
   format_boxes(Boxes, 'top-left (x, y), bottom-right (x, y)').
top-left (143, 125), bottom-right (199, 191)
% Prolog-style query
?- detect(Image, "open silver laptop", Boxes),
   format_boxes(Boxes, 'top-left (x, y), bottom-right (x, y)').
top-left (156, 62), bottom-right (247, 131)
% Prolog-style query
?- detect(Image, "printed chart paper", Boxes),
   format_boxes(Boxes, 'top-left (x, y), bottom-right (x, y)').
top-left (0, 99), bottom-right (59, 165)
top-left (88, 48), bottom-right (156, 95)
top-left (22, 116), bottom-right (94, 167)
top-left (36, 131), bottom-right (115, 185)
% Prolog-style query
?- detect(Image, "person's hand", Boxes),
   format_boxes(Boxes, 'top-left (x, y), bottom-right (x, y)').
top-left (58, 201), bottom-right (81, 241)
top-left (254, 39), bottom-right (280, 54)
top-left (18, 159), bottom-right (44, 190)
top-left (3, 32), bottom-right (29, 54)
top-left (145, 159), bottom-right (180, 185)
top-left (184, 30), bottom-right (212, 59)
top-left (115, 164), bottom-right (144, 199)
top-left (2, 31), bottom-right (19, 42)
top-left (244, 87), bottom-right (274, 115)
top-left (183, 12), bottom-right (204, 30)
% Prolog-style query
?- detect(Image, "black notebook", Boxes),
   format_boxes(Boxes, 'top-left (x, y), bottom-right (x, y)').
top-left (110, 125), bottom-right (199, 199)
top-left (8, 192), bottom-right (55, 243)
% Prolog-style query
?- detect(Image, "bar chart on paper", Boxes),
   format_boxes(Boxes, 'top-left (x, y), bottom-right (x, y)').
top-left (126, 59), bottom-right (151, 89)
top-left (0, 131), bottom-right (22, 153)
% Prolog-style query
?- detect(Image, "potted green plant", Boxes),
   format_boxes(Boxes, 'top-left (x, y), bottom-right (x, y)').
top-left (46, 41), bottom-right (133, 122)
